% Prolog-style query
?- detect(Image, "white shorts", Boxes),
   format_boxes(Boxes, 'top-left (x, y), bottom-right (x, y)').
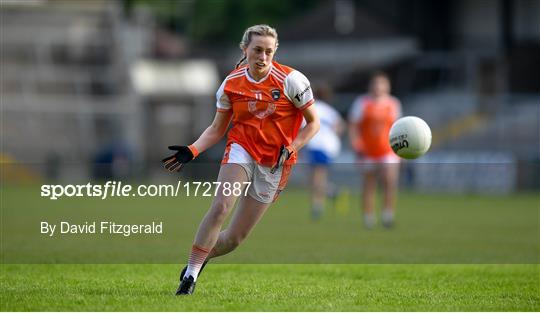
top-left (358, 152), bottom-right (400, 173)
top-left (221, 143), bottom-right (292, 204)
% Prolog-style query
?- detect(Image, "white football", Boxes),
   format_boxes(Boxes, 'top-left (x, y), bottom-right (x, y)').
top-left (389, 116), bottom-right (432, 159)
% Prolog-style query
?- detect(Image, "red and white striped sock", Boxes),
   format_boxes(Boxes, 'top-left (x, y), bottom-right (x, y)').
top-left (184, 245), bottom-right (210, 281)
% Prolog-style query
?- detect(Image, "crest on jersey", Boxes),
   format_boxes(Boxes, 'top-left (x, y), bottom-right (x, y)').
top-left (271, 89), bottom-right (281, 101)
top-left (248, 101), bottom-right (276, 119)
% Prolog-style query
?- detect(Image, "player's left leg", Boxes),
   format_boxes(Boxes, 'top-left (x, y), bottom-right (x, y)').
top-left (209, 163), bottom-right (291, 259)
top-left (362, 167), bottom-right (378, 229)
top-left (176, 163), bottom-right (249, 295)
top-left (381, 161), bottom-right (400, 228)
top-left (178, 197), bottom-right (267, 295)
top-left (310, 165), bottom-right (328, 220)
top-left (208, 194), bottom-right (271, 258)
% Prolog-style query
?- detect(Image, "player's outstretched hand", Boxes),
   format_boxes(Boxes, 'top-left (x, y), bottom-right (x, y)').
top-left (270, 145), bottom-right (295, 174)
top-left (162, 145), bottom-right (197, 172)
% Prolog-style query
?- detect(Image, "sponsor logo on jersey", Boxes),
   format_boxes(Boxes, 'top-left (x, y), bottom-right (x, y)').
top-left (294, 85), bottom-right (311, 102)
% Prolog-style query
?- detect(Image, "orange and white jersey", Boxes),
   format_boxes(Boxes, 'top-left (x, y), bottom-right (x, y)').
top-left (216, 61), bottom-right (314, 166)
top-left (348, 95), bottom-right (402, 158)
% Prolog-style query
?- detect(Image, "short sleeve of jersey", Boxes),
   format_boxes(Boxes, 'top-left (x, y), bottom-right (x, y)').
top-left (348, 96), bottom-right (365, 123)
top-left (283, 70), bottom-right (314, 110)
top-left (216, 79), bottom-right (231, 112)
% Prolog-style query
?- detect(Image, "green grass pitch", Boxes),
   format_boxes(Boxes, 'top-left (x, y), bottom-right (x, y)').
top-left (1, 185), bottom-right (539, 310)
top-left (1, 264), bottom-right (539, 311)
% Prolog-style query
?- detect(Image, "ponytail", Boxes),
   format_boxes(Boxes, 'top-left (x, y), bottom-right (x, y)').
top-left (235, 55), bottom-right (247, 69)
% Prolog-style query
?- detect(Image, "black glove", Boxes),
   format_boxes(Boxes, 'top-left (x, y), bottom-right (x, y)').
top-left (270, 145), bottom-right (295, 174)
top-left (162, 145), bottom-right (196, 172)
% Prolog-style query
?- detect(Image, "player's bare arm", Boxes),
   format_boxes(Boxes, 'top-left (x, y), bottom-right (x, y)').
top-left (191, 110), bottom-right (233, 153)
top-left (348, 121), bottom-right (359, 150)
top-left (291, 105), bottom-right (320, 152)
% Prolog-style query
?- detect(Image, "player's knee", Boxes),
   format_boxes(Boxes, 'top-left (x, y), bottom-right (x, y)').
top-left (209, 200), bottom-right (231, 222)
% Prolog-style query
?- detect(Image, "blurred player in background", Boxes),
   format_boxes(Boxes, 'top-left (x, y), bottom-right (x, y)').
top-left (348, 72), bottom-right (401, 229)
top-left (303, 83), bottom-right (345, 220)
top-left (162, 24), bottom-right (319, 295)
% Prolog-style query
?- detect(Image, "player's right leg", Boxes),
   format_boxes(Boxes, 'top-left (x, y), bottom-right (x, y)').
top-left (311, 165), bottom-right (328, 220)
top-left (308, 149), bottom-right (331, 220)
top-left (208, 160), bottom-right (291, 259)
top-left (362, 167), bottom-right (378, 229)
top-left (381, 160), bottom-right (400, 228)
top-left (208, 193), bottom-right (272, 258)
top-left (192, 163), bottom-right (249, 253)
top-left (176, 163), bottom-right (249, 295)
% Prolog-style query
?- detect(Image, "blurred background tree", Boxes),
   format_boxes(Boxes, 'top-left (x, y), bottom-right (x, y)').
top-left (126, 0), bottom-right (321, 45)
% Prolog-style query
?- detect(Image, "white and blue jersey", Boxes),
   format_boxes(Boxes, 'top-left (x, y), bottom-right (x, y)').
top-left (304, 100), bottom-right (342, 165)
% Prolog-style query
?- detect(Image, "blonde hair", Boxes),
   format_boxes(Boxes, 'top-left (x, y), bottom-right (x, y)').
top-left (235, 24), bottom-right (279, 68)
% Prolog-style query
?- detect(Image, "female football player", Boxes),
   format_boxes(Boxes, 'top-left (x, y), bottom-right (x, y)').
top-left (162, 24), bottom-right (319, 295)
top-left (348, 72), bottom-right (402, 229)
top-left (304, 83), bottom-right (344, 220)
